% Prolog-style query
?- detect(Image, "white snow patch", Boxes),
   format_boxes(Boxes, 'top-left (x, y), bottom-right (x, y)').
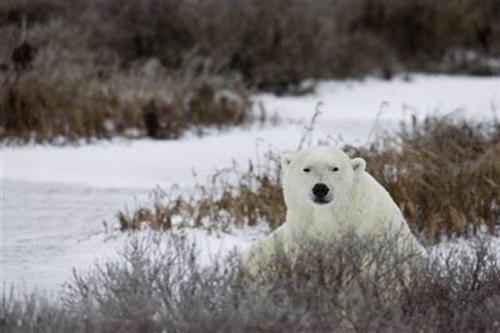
top-left (1, 74), bottom-right (500, 292)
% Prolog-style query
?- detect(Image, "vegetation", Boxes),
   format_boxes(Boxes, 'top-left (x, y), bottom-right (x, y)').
top-left (357, 116), bottom-right (500, 242)
top-left (2, 232), bottom-right (500, 332)
top-left (2, 3), bottom-right (499, 329)
top-left (118, 116), bottom-right (500, 243)
top-left (1, 0), bottom-right (500, 142)
top-left (0, 64), bottom-right (250, 143)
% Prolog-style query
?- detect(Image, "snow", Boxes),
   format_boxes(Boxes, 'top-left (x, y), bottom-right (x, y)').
top-left (1, 74), bottom-right (500, 292)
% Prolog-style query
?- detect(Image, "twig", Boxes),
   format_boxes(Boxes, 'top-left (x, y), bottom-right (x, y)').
top-left (298, 101), bottom-right (323, 150)
top-left (366, 101), bottom-right (389, 145)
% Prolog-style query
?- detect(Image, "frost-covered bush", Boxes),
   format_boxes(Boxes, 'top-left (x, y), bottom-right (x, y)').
top-left (2, 232), bottom-right (500, 332)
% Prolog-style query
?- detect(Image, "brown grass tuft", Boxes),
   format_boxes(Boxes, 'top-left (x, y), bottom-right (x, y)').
top-left (355, 116), bottom-right (500, 242)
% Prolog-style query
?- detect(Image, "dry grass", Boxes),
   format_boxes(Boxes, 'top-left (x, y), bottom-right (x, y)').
top-left (355, 116), bottom-right (500, 242)
top-left (2, 232), bottom-right (500, 332)
top-left (0, 6), bottom-right (251, 144)
top-left (0, 66), bottom-right (250, 143)
top-left (1, 0), bottom-right (500, 142)
top-left (118, 154), bottom-right (285, 232)
top-left (118, 116), bottom-right (500, 243)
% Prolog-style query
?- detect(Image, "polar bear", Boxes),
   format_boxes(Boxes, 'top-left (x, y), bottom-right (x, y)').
top-left (244, 146), bottom-right (422, 271)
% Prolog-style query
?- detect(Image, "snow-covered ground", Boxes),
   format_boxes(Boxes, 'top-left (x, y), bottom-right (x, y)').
top-left (1, 74), bottom-right (500, 292)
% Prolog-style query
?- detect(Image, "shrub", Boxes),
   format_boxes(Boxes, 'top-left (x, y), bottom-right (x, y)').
top-left (85, 0), bottom-right (500, 89)
top-left (118, 153), bottom-right (285, 232)
top-left (2, 0), bottom-right (500, 142)
top-left (0, 7), bottom-right (251, 144)
top-left (0, 67), bottom-right (250, 143)
top-left (2, 231), bottom-right (499, 332)
top-left (355, 116), bottom-right (500, 242)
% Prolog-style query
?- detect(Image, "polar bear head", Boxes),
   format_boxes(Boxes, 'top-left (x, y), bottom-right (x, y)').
top-left (281, 146), bottom-right (366, 209)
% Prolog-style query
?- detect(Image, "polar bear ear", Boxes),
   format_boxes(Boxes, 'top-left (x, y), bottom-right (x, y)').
top-left (351, 157), bottom-right (366, 172)
top-left (281, 154), bottom-right (293, 169)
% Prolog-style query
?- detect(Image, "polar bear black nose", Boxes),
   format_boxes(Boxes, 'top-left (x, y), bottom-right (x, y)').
top-left (312, 183), bottom-right (329, 197)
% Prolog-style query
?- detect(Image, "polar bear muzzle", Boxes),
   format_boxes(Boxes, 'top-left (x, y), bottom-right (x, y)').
top-left (311, 183), bottom-right (333, 204)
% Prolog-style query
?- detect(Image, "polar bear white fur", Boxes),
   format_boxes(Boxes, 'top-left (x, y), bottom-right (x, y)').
top-left (245, 146), bottom-right (421, 269)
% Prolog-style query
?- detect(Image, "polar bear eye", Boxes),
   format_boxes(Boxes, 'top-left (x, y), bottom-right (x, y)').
top-left (303, 168), bottom-right (311, 173)
top-left (331, 167), bottom-right (339, 172)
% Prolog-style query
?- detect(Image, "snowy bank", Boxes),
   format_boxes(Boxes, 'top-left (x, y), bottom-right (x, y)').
top-left (1, 74), bottom-right (499, 291)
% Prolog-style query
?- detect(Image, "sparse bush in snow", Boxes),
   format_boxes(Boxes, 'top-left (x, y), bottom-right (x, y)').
top-left (2, 231), bottom-right (500, 332)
